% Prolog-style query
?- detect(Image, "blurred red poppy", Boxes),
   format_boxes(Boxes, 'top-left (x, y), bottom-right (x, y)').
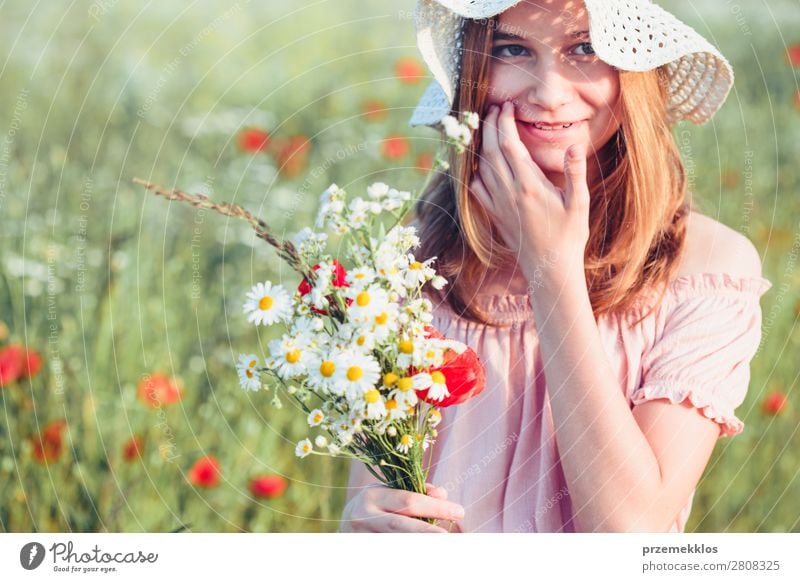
top-left (415, 326), bottom-right (486, 408)
top-left (762, 391), bottom-right (788, 415)
top-left (0, 344), bottom-right (43, 386)
top-left (415, 152), bottom-right (434, 175)
top-left (273, 135), bottom-right (311, 178)
top-left (137, 373), bottom-right (183, 409)
top-left (188, 455), bottom-right (221, 488)
top-left (720, 169), bottom-right (739, 189)
top-left (362, 99), bottom-right (389, 122)
top-left (787, 43), bottom-right (800, 67)
top-left (381, 135), bottom-right (410, 160)
top-left (123, 435), bottom-right (144, 462)
top-left (395, 57), bottom-right (425, 84)
top-left (297, 259), bottom-right (351, 315)
top-left (238, 127), bottom-right (271, 153)
top-left (249, 474), bottom-right (288, 499)
top-left (31, 419), bottom-right (67, 464)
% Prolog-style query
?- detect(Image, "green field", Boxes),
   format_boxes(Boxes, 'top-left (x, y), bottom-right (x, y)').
top-left (0, 0), bottom-right (798, 532)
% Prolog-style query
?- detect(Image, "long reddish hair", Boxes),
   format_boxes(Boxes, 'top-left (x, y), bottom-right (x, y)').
top-left (412, 16), bottom-right (692, 327)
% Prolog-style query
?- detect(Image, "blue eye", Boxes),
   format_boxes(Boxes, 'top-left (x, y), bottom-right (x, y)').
top-left (492, 44), bottom-right (528, 58)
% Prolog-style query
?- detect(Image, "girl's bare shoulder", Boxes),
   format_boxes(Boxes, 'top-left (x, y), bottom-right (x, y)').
top-left (674, 211), bottom-right (763, 280)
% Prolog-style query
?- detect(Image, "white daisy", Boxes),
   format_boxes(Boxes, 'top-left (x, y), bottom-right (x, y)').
top-left (315, 183), bottom-right (346, 230)
top-left (389, 375), bottom-right (418, 409)
top-left (413, 371), bottom-right (450, 402)
top-left (236, 353), bottom-right (261, 392)
top-left (314, 435), bottom-right (328, 448)
top-left (396, 433), bottom-right (413, 454)
top-left (369, 303), bottom-right (400, 343)
top-left (384, 397), bottom-right (407, 421)
top-left (403, 255), bottom-right (437, 289)
top-left (243, 281), bottom-right (293, 326)
top-left (415, 432), bottom-right (433, 451)
top-left (345, 284), bottom-right (390, 323)
top-left (334, 351), bottom-right (382, 401)
top-left (295, 438), bottom-right (313, 458)
top-left (267, 334), bottom-right (311, 380)
top-left (306, 349), bottom-right (345, 394)
top-left (307, 409), bottom-right (325, 427)
top-left (361, 388), bottom-right (387, 420)
top-left (345, 266), bottom-right (376, 289)
top-left (428, 408), bottom-right (443, 427)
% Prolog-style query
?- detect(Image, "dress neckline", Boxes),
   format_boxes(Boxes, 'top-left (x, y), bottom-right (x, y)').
top-left (431, 272), bottom-right (773, 325)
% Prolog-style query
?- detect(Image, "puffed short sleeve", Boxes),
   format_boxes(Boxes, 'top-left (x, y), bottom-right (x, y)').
top-left (630, 273), bottom-right (773, 438)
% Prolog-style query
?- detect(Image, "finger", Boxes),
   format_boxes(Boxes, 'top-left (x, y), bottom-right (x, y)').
top-left (425, 483), bottom-right (448, 500)
top-left (367, 513), bottom-right (449, 533)
top-left (470, 172), bottom-right (494, 215)
top-left (496, 101), bottom-right (546, 185)
top-left (563, 143), bottom-right (589, 211)
top-left (379, 490), bottom-right (465, 522)
top-left (481, 105), bottom-right (514, 185)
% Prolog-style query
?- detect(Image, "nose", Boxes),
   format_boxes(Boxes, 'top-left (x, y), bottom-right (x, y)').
top-left (525, 59), bottom-right (575, 112)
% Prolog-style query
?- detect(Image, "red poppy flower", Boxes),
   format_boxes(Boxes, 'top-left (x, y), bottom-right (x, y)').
top-left (273, 135), bottom-right (311, 178)
top-left (415, 326), bottom-right (486, 408)
top-left (249, 474), bottom-right (288, 499)
top-left (0, 344), bottom-right (43, 386)
top-left (787, 43), bottom-right (800, 67)
top-left (238, 127), bottom-right (271, 153)
top-left (415, 152), bottom-right (434, 175)
top-left (297, 259), bottom-right (351, 315)
top-left (123, 435), bottom-right (144, 462)
top-left (137, 373), bottom-right (183, 409)
top-left (31, 419), bottom-right (66, 464)
top-left (188, 455), bottom-right (221, 488)
top-left (362, 99), bottom-right (388, 122)
top-left (762, 391), bottom-right (788, 415)
top-left (381, 135), bottom-right (410, 160)
top-left (395, 57), bottom-right (425, 85)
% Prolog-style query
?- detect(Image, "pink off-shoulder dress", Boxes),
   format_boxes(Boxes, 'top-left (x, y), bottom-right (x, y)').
top-left (420, 272), bottom-right (772, 533)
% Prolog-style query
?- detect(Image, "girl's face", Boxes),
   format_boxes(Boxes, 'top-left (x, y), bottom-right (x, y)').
top-left (485, 0), bottom-right (622, 188)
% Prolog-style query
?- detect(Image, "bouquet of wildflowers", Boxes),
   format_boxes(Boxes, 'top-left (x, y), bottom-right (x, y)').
top-left (133, 111), bottom-right (483, 525)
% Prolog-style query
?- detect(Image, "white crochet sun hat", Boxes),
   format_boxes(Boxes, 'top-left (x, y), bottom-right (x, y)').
top-left (408, 0), bottom-right (735, 128)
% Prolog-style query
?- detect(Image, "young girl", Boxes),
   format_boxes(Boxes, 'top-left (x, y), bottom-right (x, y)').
top-left (339, 0), bottom-right (772, 533)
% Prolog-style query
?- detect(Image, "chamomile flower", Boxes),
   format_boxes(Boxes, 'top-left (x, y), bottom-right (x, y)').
top-left (403, 255), bottom-right (436, 289)
top-left (345, 266), bottom-right (376, 288)
top-left (362, 388), bottom-right (387, 420)
top-left (415, 432), bottom-right (433, 451)
top-left (370, 303), bottom-right (400, 343)
top-left (307, 409), bottom-right (325, 427)
top-left (334, 351), bottom-right (382, 401)
top-left (243, 281), bottom-right (292, 326)
top-left (428, 408), bottom-right (443, 427)
top-left (295, 438), bottom-right (313, 458)
top-left (389, 376), bottom-right (419, 409)
top-left (346, 284), bottom-right (390, 323)
top-left (306, 349), bottom-right (345, 394)
top-left (384, 397), bottom-right (407, 421)
top-left (236, 354), bottom-right (261, 392)
top-left (348, 197), bottom-right (372, 229)
top-left (396, 433), bottom-right (413, 454)
top-left (314, 435), bottom-right (328, 448)
top-left (291, 227), bottom-right (328, 259)
top-left (413, 370), bottom-right (450, 402)
top-left (267, 334), bottom-right (311, 380)
top-left (315, 183), bottom-right (346, 230)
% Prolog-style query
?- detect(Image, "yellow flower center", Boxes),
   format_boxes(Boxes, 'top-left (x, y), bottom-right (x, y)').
top-left (313, 412), bottom-right (323, 423)
top-left (410, 261), bottom-right (423, 270)
top-left (365, 389), bottom-right (380, 404)
top-left (415, 433), bottom-right (423, 442)
top-left (245, 369), bottom-right (253, 378)
top-left (355, 273), bottom-right (365, 279)
top-left (398, 340), bottom-right (414, 354)
top-left (249, 359), bottom-right (257, 368)
top-left (303, 443), bottom-right (311, 453)
top-left (383, 373), bottom-right (398, 387)
top-left (400, 435), bottom-right (412, 445)
top-left (347, 366), bottom-right (363, 382)
top-left (319, 360), bottom-right (336, 377)
top-left (356, 291), bottom-right (371, 307)
top-left (425, 350), bottom-right (435, 359)
top-left (397, 377), bottom-right (413, 392)
top-left (385, 398), bottom-right (397, 410)
top-left (357, 335), bottom-right (367, 346)
top-left (431, 371), bottom-right (446, 384)
top-left (259, 296), bottom-right (274, 310)
top-left (286, 349), bottom-right (302, 364)
top-left (375, 312), bottom-right (388, 325)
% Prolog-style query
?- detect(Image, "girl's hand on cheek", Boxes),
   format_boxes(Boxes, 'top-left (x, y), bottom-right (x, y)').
top-left (470, 101), bottom-right (591, 285)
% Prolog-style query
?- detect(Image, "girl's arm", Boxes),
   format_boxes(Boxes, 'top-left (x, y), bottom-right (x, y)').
top-left (528, 233), bottom-right (763, 533)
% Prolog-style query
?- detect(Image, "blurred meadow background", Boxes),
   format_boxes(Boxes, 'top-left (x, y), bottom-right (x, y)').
top-left (0, 0), bottom-right (798, 533)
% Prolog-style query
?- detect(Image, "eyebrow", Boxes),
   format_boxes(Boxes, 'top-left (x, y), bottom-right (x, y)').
top-left (493, 29), bottom-right (590, 41)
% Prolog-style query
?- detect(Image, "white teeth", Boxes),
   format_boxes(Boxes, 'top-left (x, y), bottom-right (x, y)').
top-left (532, 122), bottom-right (573, 130)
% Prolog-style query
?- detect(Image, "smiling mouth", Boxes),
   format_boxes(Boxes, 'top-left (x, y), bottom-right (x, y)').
top-left (522, 120), bottom-right (584, 130)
